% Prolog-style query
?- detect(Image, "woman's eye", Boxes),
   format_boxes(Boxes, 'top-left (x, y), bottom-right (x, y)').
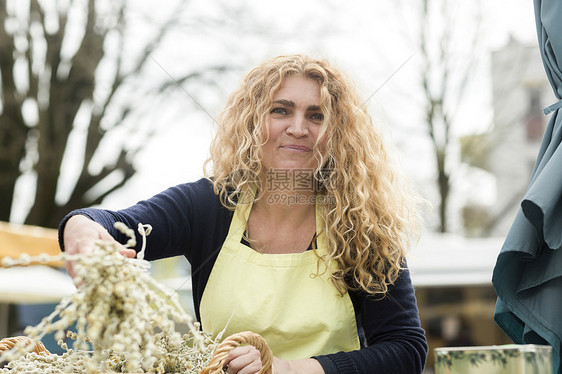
top-left (310, 113), bottom-right (324, 121)
top-left (271, 107), bottom-right (288, 115)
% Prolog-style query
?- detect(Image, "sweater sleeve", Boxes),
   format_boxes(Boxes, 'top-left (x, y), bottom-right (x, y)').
top-left (58, 178), bottom-right (234, 322)
top-left (58, 178), bottom-right (211, 263)
top-left (314, 267), bottom-right (428, 374)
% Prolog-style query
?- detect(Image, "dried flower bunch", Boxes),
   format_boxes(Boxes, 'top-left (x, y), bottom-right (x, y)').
top-left (0, 223), bottom-right (220, 373)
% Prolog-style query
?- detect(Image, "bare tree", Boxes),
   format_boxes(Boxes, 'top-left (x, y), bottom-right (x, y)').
top-left (416, 0), bottom-right (484, 232)
top-left (0, 0), bottom-right (230, 228)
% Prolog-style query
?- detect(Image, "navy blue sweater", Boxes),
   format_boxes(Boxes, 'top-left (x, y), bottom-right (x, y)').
top-left (59, 178), bottom-right (427, 373)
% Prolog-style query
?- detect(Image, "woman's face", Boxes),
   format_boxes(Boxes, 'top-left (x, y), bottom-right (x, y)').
top-left (261, 75), bottom-right (325, 174)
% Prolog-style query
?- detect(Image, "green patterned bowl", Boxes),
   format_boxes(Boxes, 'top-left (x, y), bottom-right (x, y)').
top-left (435, 344), bottom-right (552, 374)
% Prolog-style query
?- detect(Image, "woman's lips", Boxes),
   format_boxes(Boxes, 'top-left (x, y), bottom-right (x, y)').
top-left (281, 145), bottom-right (311, 152)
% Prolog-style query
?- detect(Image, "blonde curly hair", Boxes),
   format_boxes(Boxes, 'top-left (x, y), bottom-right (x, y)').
top-left (204, 54), bottom-right (420, 298)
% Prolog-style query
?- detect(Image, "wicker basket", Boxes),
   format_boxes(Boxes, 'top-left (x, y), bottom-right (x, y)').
top-left (0, 331), bottom-right (275, 374)
top-left (0, 336), bottom-right (49, 355)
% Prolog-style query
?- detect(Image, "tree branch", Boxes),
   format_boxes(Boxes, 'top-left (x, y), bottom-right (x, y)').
top-left (0, 3), bottom-right (29, 220)
top-left (156, 64), bottom-right (231, 92)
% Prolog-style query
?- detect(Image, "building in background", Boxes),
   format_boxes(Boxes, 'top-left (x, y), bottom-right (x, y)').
top-left (461, 37), bottom-right (555, 237)
top-left (488, 36), bottom-right (555, 236)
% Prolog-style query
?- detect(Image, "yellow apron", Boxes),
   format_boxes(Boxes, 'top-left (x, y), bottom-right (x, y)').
top-left (199, 198), bottom-right (360, 360)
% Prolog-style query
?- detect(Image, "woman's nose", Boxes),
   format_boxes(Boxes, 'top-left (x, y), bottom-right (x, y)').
top-left (286, 114), bottom-right (309, 137)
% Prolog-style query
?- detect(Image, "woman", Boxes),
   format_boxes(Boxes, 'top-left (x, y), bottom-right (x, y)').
top-left (60, 54), bottom-right (428, 373)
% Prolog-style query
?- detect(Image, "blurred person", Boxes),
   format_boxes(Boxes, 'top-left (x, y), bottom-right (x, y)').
top-left (59, 54), bottom-right (428, 374)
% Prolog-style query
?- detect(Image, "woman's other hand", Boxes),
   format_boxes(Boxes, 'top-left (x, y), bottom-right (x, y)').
top-left (223, 347), bottom-right (325, 374)
top-left (224, 346), bottom-right (263, 374)
top-left (63, 215), bottom-right (136, 279)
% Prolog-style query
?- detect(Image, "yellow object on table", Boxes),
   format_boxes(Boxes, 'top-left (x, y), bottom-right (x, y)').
top-left (0, 221), bottom-right (62, 267)
top-left (435, 344), bottom-right (553, 374)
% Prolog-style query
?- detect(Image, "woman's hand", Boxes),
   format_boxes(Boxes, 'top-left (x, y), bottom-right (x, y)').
top-left (224, 346), bottom-right (263, 374)
top-left (223, 347), bottom-right (325, 374)
top-left (63, 215), bottom-right (136, 279)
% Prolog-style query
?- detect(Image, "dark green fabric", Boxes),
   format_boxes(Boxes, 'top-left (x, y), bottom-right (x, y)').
top-left (492, 1), bottom-right (562, 373)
